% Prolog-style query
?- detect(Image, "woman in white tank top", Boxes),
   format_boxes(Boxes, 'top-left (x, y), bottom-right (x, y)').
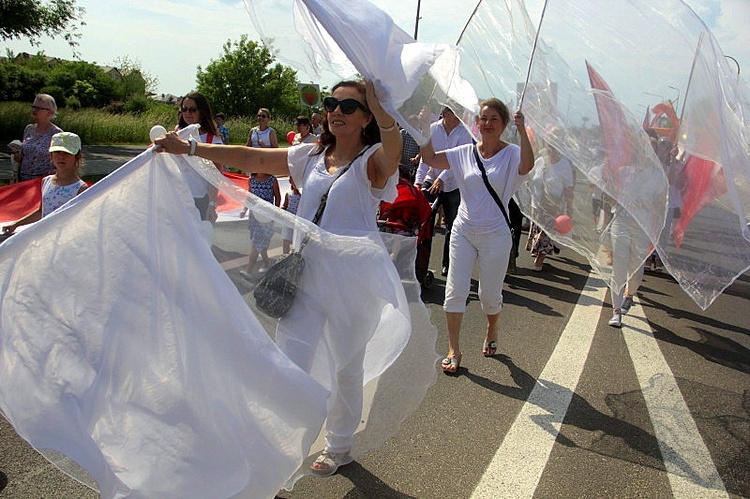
top-left (246, 107), bottom-right (278, 148)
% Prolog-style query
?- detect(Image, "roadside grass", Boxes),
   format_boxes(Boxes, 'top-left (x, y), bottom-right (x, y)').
top-left (0, 102), bottom-right (299, 147)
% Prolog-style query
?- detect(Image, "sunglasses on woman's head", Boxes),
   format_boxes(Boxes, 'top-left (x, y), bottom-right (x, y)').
top-left (323, 97), bottom-right (368, 115)
top-left (181, 107), bottom-right (197, 113)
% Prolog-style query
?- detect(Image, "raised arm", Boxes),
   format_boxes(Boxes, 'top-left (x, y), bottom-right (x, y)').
top-left (364, 81), bottom-right (402, 188)
top-left (419, 139), bottom-right (451, 171)
top-left (154, 132), bottom-right (290, 177)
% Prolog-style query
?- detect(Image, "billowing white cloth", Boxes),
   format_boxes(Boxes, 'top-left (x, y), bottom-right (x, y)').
top-left (0, 147), bottom-right (328, 498)
top-left (244, 0), bottom-right (480, 145)
top-left (0, 131), bottom-right (439, 497)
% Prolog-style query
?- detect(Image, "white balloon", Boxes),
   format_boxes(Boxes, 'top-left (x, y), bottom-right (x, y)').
top-left (149, 125), bottom-right (167, 143)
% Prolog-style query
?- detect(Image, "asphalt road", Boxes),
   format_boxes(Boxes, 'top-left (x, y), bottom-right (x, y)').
top-left (0, 147), bottom-right (748, 498)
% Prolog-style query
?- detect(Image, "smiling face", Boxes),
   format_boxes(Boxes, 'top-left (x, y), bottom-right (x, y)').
top-left (325, 85), bottom-right (370, 139)
top-left (478, 105), bottom-right (508, 140)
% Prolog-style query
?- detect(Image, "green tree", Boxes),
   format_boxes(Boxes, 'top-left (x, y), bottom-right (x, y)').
top-left (0, 61), bottom-right (47, 101)
top-left (112, 55), bottom-right (157, 97)
top-left (47, 60), bottom-right (120, 107)
top-left (0, 0), bottom-right (86, 54)
top-left (196, 35), bottom-right (301, 117)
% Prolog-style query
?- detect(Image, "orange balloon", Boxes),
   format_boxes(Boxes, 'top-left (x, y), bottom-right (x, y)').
top-left (286, 131), bottom-right (296, 145)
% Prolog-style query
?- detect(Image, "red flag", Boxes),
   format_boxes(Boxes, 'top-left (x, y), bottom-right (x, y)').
top-left (0, 178), bottom-right (42, 224)
top-left (586, 61), bottom-right (635, 184)
top-left (670, 154), bottom-right (726, 247)
top-left (216, 171), bottom-right (249, 212)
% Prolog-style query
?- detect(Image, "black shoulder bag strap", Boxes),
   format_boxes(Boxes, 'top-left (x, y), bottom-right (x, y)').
top-left (472, 145), bottom-right (514, 237)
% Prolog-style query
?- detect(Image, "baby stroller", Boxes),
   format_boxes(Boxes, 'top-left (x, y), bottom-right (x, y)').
top-left (378, 174), bottom-right (436, 289)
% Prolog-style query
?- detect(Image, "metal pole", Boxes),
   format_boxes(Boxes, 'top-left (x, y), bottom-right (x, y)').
top-left (414, 0), bottom-right (421, 40)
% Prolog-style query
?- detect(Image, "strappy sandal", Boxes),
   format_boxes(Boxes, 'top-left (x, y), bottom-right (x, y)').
top-left (441, 354), bottom-right (461, 374)
top-left (310, 450), bottom-right (353, 477)
top-left (482, 340), bottom-right (497, 357)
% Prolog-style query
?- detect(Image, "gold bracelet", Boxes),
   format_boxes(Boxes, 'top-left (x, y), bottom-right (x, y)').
top-left (378, 121), bottom-right (397, 133)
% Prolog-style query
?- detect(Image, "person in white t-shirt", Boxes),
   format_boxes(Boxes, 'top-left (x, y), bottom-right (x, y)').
top-left (526, 144), bottom-right (575, 271)
top-left (311, 112), bottom-right (324, 135)
top-left (292, 116), bottom-right (318, 145)
top-left (416, 106), bottom-right (474, 276)
top-left (420, 98), bottom-right (534, 374)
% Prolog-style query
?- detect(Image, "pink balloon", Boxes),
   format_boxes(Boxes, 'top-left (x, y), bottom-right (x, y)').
top-left (286, 131), bottom-right (296, 145)
top-left (555, 215), bottom-right (573, 234)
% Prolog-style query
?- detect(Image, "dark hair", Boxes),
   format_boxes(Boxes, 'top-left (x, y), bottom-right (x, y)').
top-left (296, 116), bottom-right (311, 126)
top-left (178, 92), bottom-right (218, 135)
top-left (317, 80), bottom-right (380, 154)
top-left (480, 98), bottom-right (510, 126)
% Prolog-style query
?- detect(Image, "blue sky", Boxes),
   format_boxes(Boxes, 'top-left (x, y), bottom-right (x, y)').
top-left (3, 0), bottom-right (748, 97)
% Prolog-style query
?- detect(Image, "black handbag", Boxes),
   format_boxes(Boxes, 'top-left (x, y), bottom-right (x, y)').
top-left (253, 146), bottom-right (370, 318)
top-left (253, 248), bottom-right (306, 318)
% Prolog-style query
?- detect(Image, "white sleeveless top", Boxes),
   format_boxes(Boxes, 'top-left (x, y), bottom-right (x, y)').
top-left (249, 127), bottom-right (274, 148)
top-left (287, 143), bottom-right (397, 235)
top-left (41, 175), bottom-right (87, 217)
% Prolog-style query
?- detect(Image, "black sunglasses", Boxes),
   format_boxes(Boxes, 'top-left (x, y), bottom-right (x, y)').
top-left (323, 97), bottom-right (368, 115)
top-left (257, 114), bottom-right (268, 118)
top-left (181, 107), bottom-right (197, 113)
top-left (31, 105), bottom-right (50, 111)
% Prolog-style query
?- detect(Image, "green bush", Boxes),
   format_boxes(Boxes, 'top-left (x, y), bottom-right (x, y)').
top-left (66, 96), bottom-right (81, 110)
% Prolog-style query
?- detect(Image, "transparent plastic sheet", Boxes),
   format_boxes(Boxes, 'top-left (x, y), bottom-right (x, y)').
top-left (0, 130), bottom-right (439, 497)
top-left (456, 0), bottom-right (750, 309)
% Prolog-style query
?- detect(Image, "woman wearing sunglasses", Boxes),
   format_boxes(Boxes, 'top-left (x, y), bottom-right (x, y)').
top-left (15, 94), bottom-right (63, 182)
top-left (156, 80), bottom-right (403, 478)
top-left (176, 92), bottom-right (224, 222)
top-left (246, 107), bottom-right (279, 148)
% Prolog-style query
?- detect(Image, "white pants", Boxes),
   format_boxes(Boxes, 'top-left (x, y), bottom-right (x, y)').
top-left (277, 295), bottom-right (365, 454)
top-left (609, 212), bottom-right (648, 310)
top-left (443, 226), bottom-right (511, 315)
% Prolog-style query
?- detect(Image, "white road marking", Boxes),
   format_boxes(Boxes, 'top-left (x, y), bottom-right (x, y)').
top-left (622, 299), bottom-right (728, 498)
top-left (471, 276), bottom-right (729, 498)
top-left (471, 275), bottom-right (606, 498)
